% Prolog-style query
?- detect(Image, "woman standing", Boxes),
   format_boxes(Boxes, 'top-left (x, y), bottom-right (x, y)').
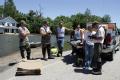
top-left (83, 25), bottom-right (96, 73)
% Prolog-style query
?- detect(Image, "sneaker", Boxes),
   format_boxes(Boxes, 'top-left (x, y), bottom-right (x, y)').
top-left (57, 54), bottom-right (60, 57)
top-left (91, 70), bottom-right (102, 75)
top-left (83, 69), bottom-right (89, 74)
top-left (41, 58), bottom-right (48, 61)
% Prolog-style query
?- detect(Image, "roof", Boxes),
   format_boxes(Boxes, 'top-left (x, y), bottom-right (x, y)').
top-left (0, 25), bottom-right (18, 29)
top-left (0, 17), bottom-right (4, 20)
top-left (0, 16), bottom-right (17, 23)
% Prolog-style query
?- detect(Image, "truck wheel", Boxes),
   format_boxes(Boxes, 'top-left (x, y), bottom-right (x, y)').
top-left (108, 52), bottom-right (113, 61)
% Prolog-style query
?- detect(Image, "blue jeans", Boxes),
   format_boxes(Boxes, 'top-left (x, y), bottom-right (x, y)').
top-left (57, 39), bottom-right (64, 54)
top-left (84, 43), bottom-right (94, 69)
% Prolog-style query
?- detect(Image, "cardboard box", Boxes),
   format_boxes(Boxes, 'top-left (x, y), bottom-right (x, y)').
top-left (16, 60), bottom-right (42, 76)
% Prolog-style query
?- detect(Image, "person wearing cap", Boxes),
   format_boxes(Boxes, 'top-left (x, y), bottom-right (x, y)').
top-left (18, 20), bottom-right (31, 60)
top-left (91, 22), bottom-right (105, 75)
top-left (83, 25), bottom-right (96, 73)
top-left (40, 21), bottom-right (54, 61)
top-left (56, 21), bottom-right (72, 57)
top-left (71, 24), bottom-right (83, 55)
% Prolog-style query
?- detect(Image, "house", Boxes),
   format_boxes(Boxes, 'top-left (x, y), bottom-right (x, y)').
top-left (0, 16), bottom-right (18, 34)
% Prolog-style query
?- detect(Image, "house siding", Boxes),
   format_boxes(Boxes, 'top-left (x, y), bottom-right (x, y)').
top-left (0, 17), bottom-right (18, 34)
top-left (0, 28), bottom-right (4, 33)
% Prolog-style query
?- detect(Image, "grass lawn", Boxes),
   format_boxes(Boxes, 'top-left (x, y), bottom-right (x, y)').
top-left (63, 41), bottom-right (72, 51)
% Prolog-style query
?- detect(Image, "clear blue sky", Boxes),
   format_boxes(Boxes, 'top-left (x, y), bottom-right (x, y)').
top-left (0, 0), bottom-right (120, 27)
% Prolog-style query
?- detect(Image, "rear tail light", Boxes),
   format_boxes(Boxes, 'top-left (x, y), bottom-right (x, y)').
top-left (106, 33), bottom-right (112, 45)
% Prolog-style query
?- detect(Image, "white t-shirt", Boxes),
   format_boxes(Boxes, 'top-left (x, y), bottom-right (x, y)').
top-left (57, 27), bottom-right (65, 38)
top-left (84, 31), bottom-right (96, 45)
top-left (94, 26), bottom-right (105, 43)
top-left (40, 26), bottom-right (51, 44)
top-left (40, 26), bottom-right (51, 33)
top-left (18, 26), bottom-right (30, 40)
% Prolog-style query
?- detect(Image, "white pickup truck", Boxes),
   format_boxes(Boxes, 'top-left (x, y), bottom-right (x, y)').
top-left (101, 23), bottom-right (120, 61)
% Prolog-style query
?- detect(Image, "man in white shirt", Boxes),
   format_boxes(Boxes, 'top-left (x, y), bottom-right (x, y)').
top-left (40, 21), bottom-right (54, 60)
top-left (18, 20), bottom-right (31, 60)
top-left (91, 22), bottom-right (105, 75)
top-left (56, 21), bottom-right (72, 57)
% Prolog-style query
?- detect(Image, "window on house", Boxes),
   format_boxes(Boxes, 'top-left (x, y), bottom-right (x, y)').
top-left (4, 29), bottom-right (9, 32)
top-left (7, 23), bottom-right (10, 26)
top-left (12, 23), bottom-right (15, 26)
top-left (16, 29), bottom-right (18, 33)
top-left (2, 23), bottom-right (4, 26)
top-left (12, 29), bottom-right (14, 33)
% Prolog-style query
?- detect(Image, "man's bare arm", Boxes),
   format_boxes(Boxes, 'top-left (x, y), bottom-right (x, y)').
top-left (40, 29), bottom-right (46, 36)
top-left (65, 27), bottom-right (72, 31)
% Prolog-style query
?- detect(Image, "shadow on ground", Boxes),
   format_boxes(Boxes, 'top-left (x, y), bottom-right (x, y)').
top-left (61, 51), bottom-right (111, 75)
top-left (62, 54), bottom-right (76, 65)
top-left (9, 62), bottom-right (18, 66)
top-left (74, 68), bottom-right (83, 73)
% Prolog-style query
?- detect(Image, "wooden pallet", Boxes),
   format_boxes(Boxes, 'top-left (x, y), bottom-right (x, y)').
top-left (16, 60), bottom-right (42, 76)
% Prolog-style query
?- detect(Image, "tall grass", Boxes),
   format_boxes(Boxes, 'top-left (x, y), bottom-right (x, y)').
top-left (63, 41), bottom-right (72, 51)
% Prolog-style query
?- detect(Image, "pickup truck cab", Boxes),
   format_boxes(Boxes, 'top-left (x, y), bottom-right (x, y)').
top-left (101, 23), bottom-right (120, 61)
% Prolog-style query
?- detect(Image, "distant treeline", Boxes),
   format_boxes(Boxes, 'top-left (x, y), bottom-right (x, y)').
top-left (0, 0), bottom-right (112, 34)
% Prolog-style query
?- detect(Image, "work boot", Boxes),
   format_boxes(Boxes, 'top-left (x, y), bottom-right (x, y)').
top-left (57, 53), bottom-right (60, 57)
top-left (91, 70), bottom-right (102, 75)
top-left (91, 68), bottom-right (102, 75)
top-left (41, 55), bottom-right (47, 61)
top-left (48, 56), bottom-right (54, 59)
top-left (27, 56), bottom-right (30, 60)
top-left (60, 53), bottom-right (62, 56)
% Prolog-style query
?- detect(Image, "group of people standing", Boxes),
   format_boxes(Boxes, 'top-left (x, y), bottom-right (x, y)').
top-left (40, 21), bottom-right (71, 59)
top-left (70, 22), bottom-right (105, 75)
top-left (18, 20), bottom-right (105, 75)
top-left (83, 22), bottom-right (105, 75)
top-left (18, 20), bottom-right (69, 60)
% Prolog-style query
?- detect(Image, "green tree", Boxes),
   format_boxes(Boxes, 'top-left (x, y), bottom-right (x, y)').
top-left (102, 14), bottom-right (111, 23)
top-left (84, 8), bottom-right (91, 22)
top-left (54, 16), bottom-right (72, 27)
top-left (0, 5), bottom-right (4, 17)
top-left (71, 13), bottom-right (86, 25)
top-left (15, 11), bottom-right (27, 22)
top-left (84, 8), bottom-right (91, 16)
top-left (90, 15), bottom-right (102, 22)
top-left (26, 10), bottom-right (45, 33)
top-left (45, 17), bottom-right (53, 26)
top-left (4, 0), bottom-right (17, 18)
